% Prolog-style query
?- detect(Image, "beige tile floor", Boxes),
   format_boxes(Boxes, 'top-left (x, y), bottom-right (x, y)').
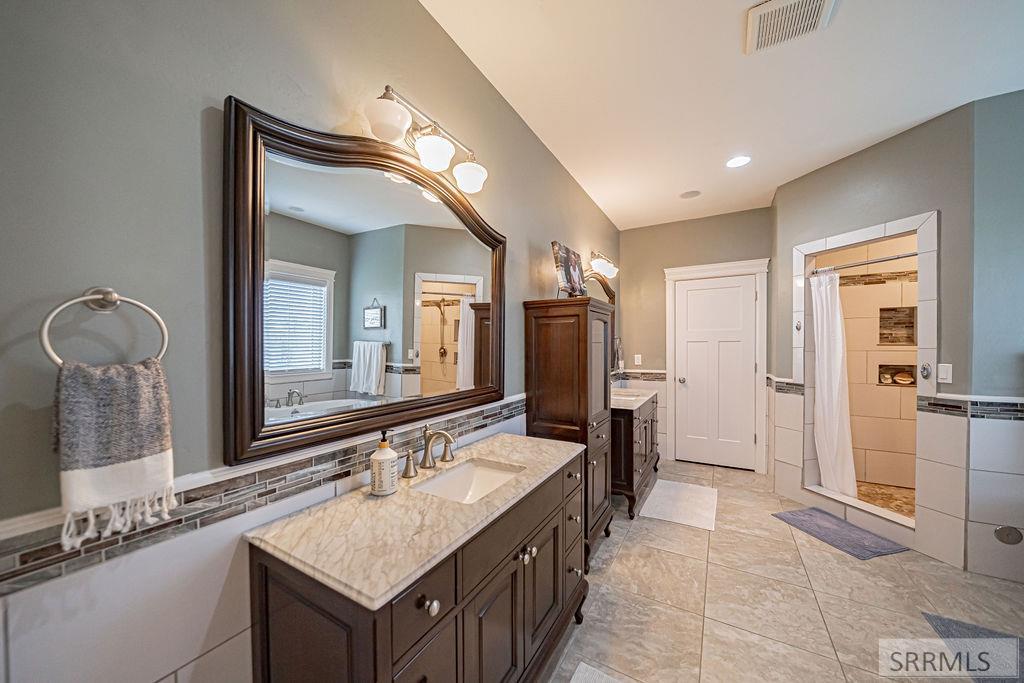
top-left (543, 459), bottom-right (1024, 682)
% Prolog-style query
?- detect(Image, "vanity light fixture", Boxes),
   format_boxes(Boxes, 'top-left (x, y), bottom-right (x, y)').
top-left (414, 125), bottom-right (456, 172)
top-left (365, 92), bottom-right (413, 144)
top-left (452, 154), bottom-right (488, 194)
top-left (726, 154), bottom-right (752, 168)
top-left (589, 251), bottom-right (619, 278)
top-left (366, 85), bottom-right (489, 193)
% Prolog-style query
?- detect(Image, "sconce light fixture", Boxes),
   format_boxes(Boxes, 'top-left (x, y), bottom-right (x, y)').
top-left (589, 251), bottom-right (619, 278)
top-left (366, 85), bottom-right (488, 194)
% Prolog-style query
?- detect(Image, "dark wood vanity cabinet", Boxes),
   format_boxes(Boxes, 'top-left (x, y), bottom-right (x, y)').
top-left (250, 455), bottom-right (588, 683)
top-left (524, 298), bottom-right (615, 573)
top-left (610, 394), bottom-right (660, 519)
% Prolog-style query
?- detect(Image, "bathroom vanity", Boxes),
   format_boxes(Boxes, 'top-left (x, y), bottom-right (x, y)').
top-left (610, 388), bottom-right (659, 518)
top-left (246, 434), bottom-right (588, 682)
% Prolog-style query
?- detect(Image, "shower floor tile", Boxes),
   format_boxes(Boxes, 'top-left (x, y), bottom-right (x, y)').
top-left (856, 481), bottom-right (916, 517)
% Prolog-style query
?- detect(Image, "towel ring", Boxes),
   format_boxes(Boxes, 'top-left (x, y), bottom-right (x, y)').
top-left (39, 287), bottom-right (169, 367)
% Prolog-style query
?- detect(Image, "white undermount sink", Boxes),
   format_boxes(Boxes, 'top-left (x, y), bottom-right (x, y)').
top-left (413, 458), bottom-right (525, 504)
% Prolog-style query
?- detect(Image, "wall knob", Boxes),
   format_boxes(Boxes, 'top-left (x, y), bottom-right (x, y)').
top-left (920, 363), bottom-right (932, 379)
top-left (678, 377), bottom-right (687, 384)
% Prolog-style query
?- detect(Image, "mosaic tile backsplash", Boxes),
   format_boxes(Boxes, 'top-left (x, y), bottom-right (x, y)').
top-left (0, 397), bottom-right (525, 597)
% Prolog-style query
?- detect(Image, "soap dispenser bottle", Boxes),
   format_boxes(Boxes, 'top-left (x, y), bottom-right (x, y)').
top-left (370, 430), bottom-right (399, 496)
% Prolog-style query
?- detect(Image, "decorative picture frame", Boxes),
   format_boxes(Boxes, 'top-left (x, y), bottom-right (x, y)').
top-left (363, 298), bottom-right (386, 329)
top-left (550, 241), bottom-right (587, 296)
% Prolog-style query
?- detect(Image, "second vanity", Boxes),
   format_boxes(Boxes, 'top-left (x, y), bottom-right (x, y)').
top-left (246, 433), bottom-right (588, 682)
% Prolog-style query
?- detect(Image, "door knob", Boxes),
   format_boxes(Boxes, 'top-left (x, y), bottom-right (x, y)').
top-left (678, 377), bottom-right (686, 384)
top-left (920, 363), bottom-right (932, 380)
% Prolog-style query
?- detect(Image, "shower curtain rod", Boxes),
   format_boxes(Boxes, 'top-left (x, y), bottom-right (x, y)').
top-left (811, 251), bottom-right (918, 275)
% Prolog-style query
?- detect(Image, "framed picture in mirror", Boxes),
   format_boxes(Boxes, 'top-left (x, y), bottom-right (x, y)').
top-left (363, 301), bottom-right (385, 329)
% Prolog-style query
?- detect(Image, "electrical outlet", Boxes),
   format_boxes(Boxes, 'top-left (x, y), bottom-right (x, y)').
top-left (633, 354), bottom-right (642, 366)
top-left (937, 363), bottom-right (953, 383)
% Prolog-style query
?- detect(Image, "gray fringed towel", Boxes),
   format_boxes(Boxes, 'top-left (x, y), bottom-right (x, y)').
top-left (54, 357), bottom-right (176, 550)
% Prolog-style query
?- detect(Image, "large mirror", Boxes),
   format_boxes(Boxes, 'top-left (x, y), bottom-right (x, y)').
top-left (224, 97), bottom-right (505, 465)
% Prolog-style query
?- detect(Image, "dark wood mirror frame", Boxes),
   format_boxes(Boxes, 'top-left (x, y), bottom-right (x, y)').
top-left (223, 96), bottom-right (506, 466)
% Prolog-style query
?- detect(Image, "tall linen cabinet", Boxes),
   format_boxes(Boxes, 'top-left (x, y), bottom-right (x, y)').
top-left (524, 298), bottom-right (614, 571)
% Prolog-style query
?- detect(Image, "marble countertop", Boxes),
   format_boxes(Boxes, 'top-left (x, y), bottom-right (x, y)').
top-left (611, 387), bottom-right (659, 411)
top-left (245, 433), bottom-right (584, 610)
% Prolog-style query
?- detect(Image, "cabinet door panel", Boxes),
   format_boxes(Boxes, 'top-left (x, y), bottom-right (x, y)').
top-left (587, 314), bottom-right (611, 425)
top-left (464, 556), bottom-right (524, 683)
top-left (587, 442), bottom-right (611, 533)
top-left (523, 512), bottom-right (563, 663)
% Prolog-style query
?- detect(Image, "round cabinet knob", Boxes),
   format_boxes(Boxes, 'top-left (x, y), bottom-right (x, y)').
top-left (678, 377), bottom-right (687, 384)
top-left (567, 471), bottom-right (581, 481)
top-left (568, 567), bottom-right (582, 577)
top-left (588, 421), bottom-right (597, 428)
top-left (589, 460), bottom-right (597, 467)
top-left (568, 514), bottom-right (581, 523)
top-left (530, 546), bottom-right (538, 558)
top-left (421, 598), bottom-right (440, 617)
top-left (522, 551), bottom-right (531, 566)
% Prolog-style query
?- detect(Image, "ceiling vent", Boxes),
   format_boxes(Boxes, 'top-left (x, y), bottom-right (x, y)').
top-left (744, 0), bottom-right (840, 54)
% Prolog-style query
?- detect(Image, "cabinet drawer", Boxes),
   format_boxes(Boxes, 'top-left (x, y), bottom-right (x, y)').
top-left (564, 487), bottom-right (584, 543)
top-left (462, 473), bottom-right (562, 595)
top-left (393, 618), bottom-right (457, 683)
top-left (562, 455), bottom-right (583, 497)
top-left (564, 534), bottom-right (585, 599)
top-left (587, 420), bottom-right (610, 454)
top-left (391, 555), bottom-right (456, 660)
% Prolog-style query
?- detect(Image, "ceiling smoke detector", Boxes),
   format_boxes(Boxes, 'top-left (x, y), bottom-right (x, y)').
top-left (744, 0), bottom-right (841, 54)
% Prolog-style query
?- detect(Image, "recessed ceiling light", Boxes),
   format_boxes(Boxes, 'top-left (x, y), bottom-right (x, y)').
top-left (726, 155), bottom-right (751, 168)
top-left (287, 205), bottom-right (305, 212)
top-left (679, 190), bottom-right (702, 199)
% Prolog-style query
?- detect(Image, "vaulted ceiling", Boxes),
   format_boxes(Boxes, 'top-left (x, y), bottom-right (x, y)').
top-left (419, 0), bottom-right (1024, 229)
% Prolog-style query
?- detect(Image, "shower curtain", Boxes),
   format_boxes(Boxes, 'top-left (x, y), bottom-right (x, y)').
top-left (809, 273), bottom-right (858, 497)
top-left (456, 297), bottom-right (475, 390)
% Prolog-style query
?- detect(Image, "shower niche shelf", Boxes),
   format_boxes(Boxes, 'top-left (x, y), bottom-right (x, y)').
top-left (878, 364), bottom-right (916, 387)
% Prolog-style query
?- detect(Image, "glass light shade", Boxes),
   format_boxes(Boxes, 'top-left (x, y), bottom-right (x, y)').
top-left (415, 133), bottom-right (455, 172)
top-left (453, 160), bottom-right (488, 194)
top-left (590, 253), bottom-right (619, 278)
top-left (365, 97), bottom-right (412, 144)
top-left (421, 189), bottom-right (440, 203)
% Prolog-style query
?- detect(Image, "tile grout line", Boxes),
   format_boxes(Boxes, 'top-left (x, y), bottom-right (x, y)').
top-left (791, 518), bottom-right (844, 666)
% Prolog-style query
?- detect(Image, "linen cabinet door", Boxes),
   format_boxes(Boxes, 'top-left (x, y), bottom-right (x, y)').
top-left (522, 512), bottom-right (563, 664)
top-left (586, 442), bottom-right (611, 536)
top-left (463, 555), bottom-right (525, 683)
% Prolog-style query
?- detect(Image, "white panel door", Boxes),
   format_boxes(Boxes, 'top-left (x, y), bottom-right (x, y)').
top-left (674, 274), bottom-right (756, 469)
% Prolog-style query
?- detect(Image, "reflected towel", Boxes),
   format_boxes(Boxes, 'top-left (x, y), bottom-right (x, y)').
top-left (349, 341), bottom-right (386, 395)
top-left (54, 358), bottom-right (176, 550)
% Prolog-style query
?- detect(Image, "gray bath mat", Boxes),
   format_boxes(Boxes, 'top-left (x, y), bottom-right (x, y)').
top-left (772, 507), bottom-right (908, 559)
top-left (923, 612), bottom-right (1022, 682)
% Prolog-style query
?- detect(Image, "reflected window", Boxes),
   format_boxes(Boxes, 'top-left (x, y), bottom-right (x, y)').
top-left (264, 259), bottom-right (334, 381)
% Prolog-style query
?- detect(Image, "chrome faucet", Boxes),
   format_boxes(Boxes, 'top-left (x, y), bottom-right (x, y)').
top-left (420, 424), bottom-right (455, 469)
top-left (285, 389), bottom-right (304, 407)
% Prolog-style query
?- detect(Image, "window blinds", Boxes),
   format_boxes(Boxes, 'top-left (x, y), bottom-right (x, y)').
top-left (263, 275), bottom-right (329, 374)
